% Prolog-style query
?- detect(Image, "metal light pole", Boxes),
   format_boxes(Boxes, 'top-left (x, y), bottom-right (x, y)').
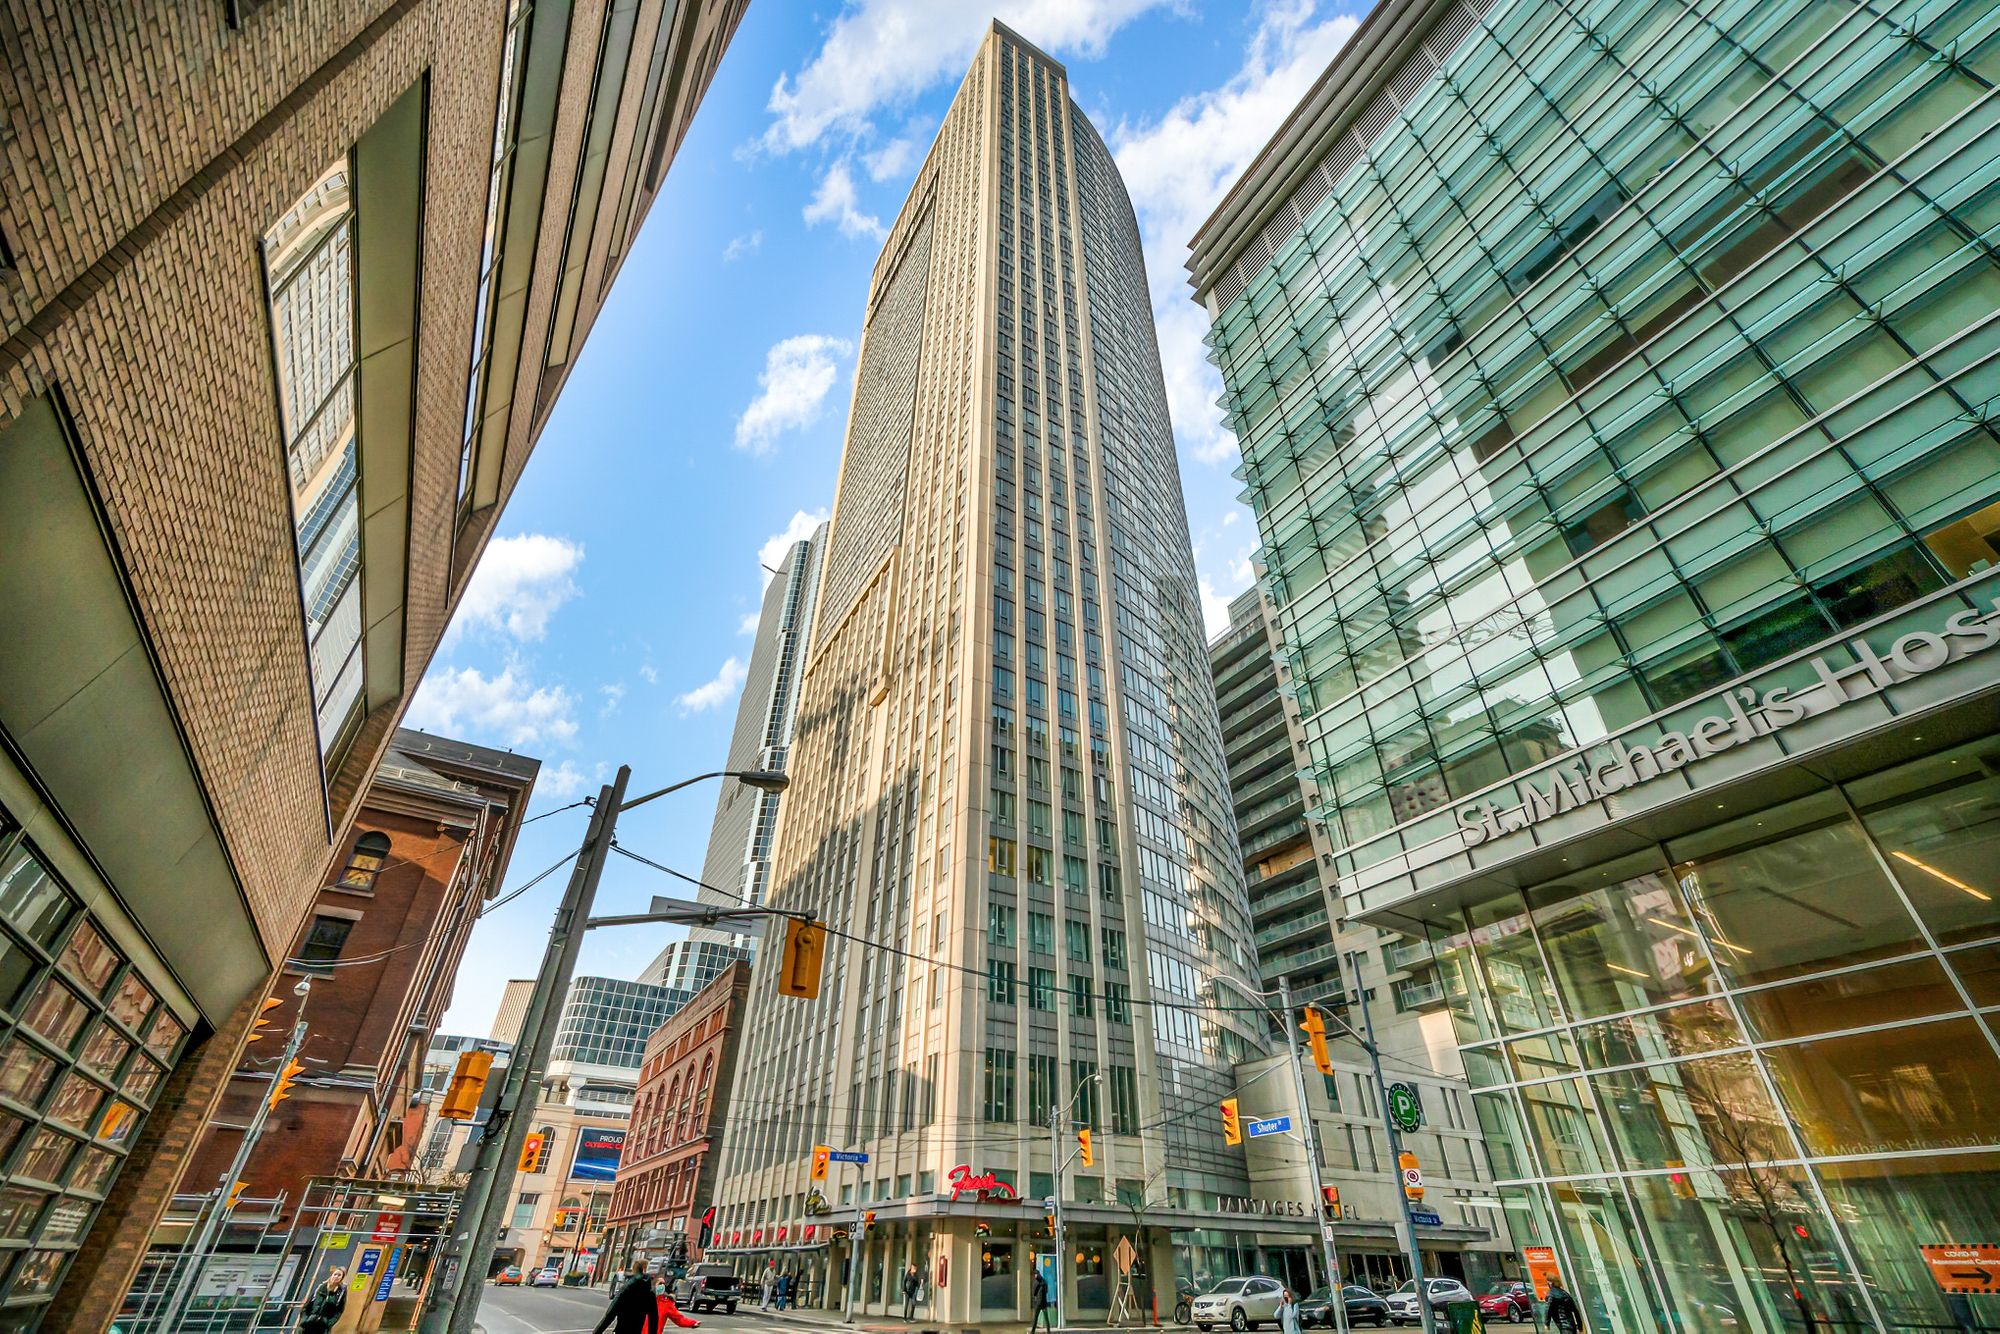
top-left (421, 767), bottom-right (792, 1334)
top-left (1278, 976), bottom-right (1350, 1334)
top-left (158, 976), bottom-right (314, 1332)
top-left (1049, 1071), bottom-right (1100, 1330)
top-left (1341, 953), bottom-right (1433, 1334)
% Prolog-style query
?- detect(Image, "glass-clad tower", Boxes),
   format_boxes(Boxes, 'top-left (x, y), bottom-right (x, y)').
top-left (711, 22), bottom-right (1269, 1322)
top-left (1190, 0), bottom-right (2000, 1329)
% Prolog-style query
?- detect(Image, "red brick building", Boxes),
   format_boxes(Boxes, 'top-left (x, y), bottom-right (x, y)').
top-left (603, 961), bottom-right (751, 1276)
top-left (171, 732), bottom-right (537, 1218)
top-left (3, 2), bottom-right (745, 1325)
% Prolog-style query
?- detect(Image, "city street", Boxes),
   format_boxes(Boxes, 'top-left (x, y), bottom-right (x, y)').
top-left (474, 1286), bottom-right (904, 1334)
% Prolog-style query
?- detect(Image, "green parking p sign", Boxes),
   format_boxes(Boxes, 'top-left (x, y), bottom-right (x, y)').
top-left (1387, 1082), bottom-right (1423, 1133)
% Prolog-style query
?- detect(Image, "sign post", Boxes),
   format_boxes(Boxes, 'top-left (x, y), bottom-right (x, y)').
top-left (1523, 1247), bottom-right (1560, 1301)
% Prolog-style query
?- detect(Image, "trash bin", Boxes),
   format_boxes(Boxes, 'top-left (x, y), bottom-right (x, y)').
top-left (1443, 1299), bottom-right (1485, 1334)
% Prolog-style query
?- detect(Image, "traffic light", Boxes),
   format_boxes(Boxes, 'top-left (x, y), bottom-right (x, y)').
top-left (1321, 1186), bottom-right (1341, 1219)
top-left (1792, 1222), bottom-right (1811, 1241)
top-left (439, 1049), bottom-right (494, 1121)
top-left (1666, 1159), bottom-right (1695, 1199)
top-left (778, 918), bottom-right (826, 999)
top-left (246, 996), bottom-right (284, 1043)
top-left (1077, 1129), bottom-right (1093, 1167)
top-left (268, 1058), bottom-right (304, 1109)
top-left (1044, 1211), bottom-right (1057, 1236)
top-left (1221, 1097), bottom-right (1242, 1145)
top-left (519, 1132), bottom-right (547, 1173)
top-left (811, 1144), bottom-right (830, 1181)
top-left (1300, 1008), bottom-right (1334, 1076)
top-left (863, 1210), bottom-right (876, 1233)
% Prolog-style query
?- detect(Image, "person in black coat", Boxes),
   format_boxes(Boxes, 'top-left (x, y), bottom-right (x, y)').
top-left (1029, 1268), bottom-right (1055, 1333)
top-left (297, 1268), bottom-right (348, 1334)
top-left (593, 1271), bottom-right (662, 1334)
top-left (903, 1263), bottom-right (922, 1319)
top-left (1544, 1279), bottom-right (1582, 1333)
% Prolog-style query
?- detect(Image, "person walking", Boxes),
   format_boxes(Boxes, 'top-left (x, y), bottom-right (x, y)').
top-left (1276, 1288), bottom-right (1303, 1334)
top-left (1545, 1278), bottom-right (1583, 1334)
top-left (1029, 1266), bottom-right (1055, 1334)
top-left (903, 1263), bottom-right (922, 1319)
top-left (592, 1270), bottom-right (662, 1334)
top-left (297, 1268), bottom-right (347, 1334)
top-left (761, 1266), bottom-right (775, 1310)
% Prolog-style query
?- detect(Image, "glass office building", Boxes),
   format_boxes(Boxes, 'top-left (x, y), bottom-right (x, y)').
top-left (1188, 0), bottom-right (2000, 1328)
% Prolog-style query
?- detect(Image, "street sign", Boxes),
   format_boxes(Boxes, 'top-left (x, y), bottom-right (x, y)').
top-left (1524, 1247), bottom-right (1560, 1300)
top-left (1387, 1083), bottom-right (1423, 1133)
top-left (1408, 1210), bottom-right (1443, 1227)
top-left (1920, 1244), bottom-right (2000, 1293)
top-left (1114, 1237), bottom-right (1137, 1275)
top-left (1246, 1115), bottom-right (1292, 1138)
top-left (374, 1247), bottom-right (401, 1302)
top-left (828, 1150), bottom-right (869, 1164)
top-left (1398, 1151), bottom-right (1424, 1201)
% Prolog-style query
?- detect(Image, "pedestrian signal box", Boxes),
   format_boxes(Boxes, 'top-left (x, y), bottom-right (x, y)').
top-left (779, 918), bottom-right (826, 999)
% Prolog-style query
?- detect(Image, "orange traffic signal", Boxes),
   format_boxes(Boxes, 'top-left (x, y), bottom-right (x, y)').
top-left (1221, 1097), bottom-right (1242, 1146)
top-left (268, 1058), bottom-right (304, 1108)
top-left (519, 1132), bottom-right (547, 1173)
top-left (1321, 1186), bottom-right (1341, 1219)
top-left (779, 919), bottom-right (827, 999)
top-left (1077, 1129), bottom-right (1093, 1167)
top-left (811, 1145), bottom-right (830, 1181)
top-left (439, 1049), bottom-right (493, 1121)
top-left (1300, 1008), bottom-right (1334, 1076)
top-left (246, 996), bottom-right (284, 1043)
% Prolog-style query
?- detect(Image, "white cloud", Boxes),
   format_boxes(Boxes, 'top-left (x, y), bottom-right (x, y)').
top-left (863, 134), bottom-right (921, 183)
top-left (760, 509), bottom-right (830, 587)
top-left (599, 683), bottom-right (626, 716)
top-left (1222, 510), bottom-right (1240, 527)
top-left (1199, 576), bottom-right (1235, 638)
top-left (538, 761), bottom-right (587, 798)
top-left (677, 657), bottom-right (749, 715)
top-left (638, 664), bottom-right (659, 685)
top-left (407, 663), bottom-right (579, 748)
top-left (450, 533), bottom-right (584, 642)
top-left (723, 229), bottom-right (764, 261)
top-left (803, 161), bottom-right (886, 240)
top-left (1111, 2), bottom-right (1360, 466)
top-left (735, 335), bottom-right (854, 454)
top-left (761, 0), bottom-right (1169, 154)
top-left (739, 611), bottom-right (763, 636)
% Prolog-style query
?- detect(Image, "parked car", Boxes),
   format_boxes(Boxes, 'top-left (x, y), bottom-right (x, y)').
top-left (1477, 1288), bottom-right (1533, 1322)
top-left (529, 1267), bottom-right (562, 1288)
top-left (673, 1263), bottom-right (742, 1313)
top-left (492, 1266), bottom-right (523, 1286)
top-left (1386, 1278), bottom-right (1473, 1325)
top-left (1300, 1285), bottom-right (1390, 1327)
top-left (1192, 1276), bottom-right (1287, 1331)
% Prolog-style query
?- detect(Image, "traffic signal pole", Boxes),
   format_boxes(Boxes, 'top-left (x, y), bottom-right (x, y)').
top-left (423, 766), bottom-right (630, 1334)
top-left (1278, 976), bottom-right (1350, 1334)
top-left (157, 985), bottom-right (313, 1332)
top-left (1341, 955), bottom-right (1434, 1334)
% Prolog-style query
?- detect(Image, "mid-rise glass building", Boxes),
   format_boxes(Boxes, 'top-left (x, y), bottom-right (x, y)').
top-left (1189, 0), bottom-right (2000, 1328)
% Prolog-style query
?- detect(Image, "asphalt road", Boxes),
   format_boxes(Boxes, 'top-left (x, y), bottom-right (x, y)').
top-left (473, 1284), bottom-right (833, 1334)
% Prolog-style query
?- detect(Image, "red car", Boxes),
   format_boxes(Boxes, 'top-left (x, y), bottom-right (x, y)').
top-left (1477, 1290), bottom-right (1533, 1322)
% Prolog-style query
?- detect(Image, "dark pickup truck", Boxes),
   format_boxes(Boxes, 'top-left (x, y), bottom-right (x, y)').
top-left (673, 1264), bottom-right (741, 1313)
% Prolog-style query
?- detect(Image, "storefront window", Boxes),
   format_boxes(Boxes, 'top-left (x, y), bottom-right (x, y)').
top-left (1546, 1178), bottom-right (1656, 1334)
top-left (1759, 1017), bottom-right (2000, 1157)
top-left (1468, 894), bottom-right (1564, 1036)
top-left (1566, 998), bottom-right (1740, 1069)
top-left (1813, 1150), bottom-right (2000, 1333)
top-left (1515, 1077), bottom-right (1621, 1179)
top-left (1588, 1051), bottom-right (1792, 1173)
top-left (1849, 740), bottom-right (2000, 947)
top-left (1669, 793), bottom-right (1921, 987)
top-left (980, 1241), bottom-right (1015, 1313)
top-left (1531, 854), bottom-right (1717, 1020)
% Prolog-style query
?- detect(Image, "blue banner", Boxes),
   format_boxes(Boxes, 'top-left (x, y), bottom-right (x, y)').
top-left (569, 1128), bottom-right (627, 1182)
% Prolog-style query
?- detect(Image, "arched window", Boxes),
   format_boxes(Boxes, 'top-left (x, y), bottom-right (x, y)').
top-left (338, 831), bottom-right (391, 890)
top-left (692, 1054), bottom-right (714, 1132)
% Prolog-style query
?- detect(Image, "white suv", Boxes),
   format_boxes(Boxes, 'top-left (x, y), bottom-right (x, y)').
top-left (1192, 1276), bottom-right (1287, 1331)
top-left (1386, 1278), bottom-right (1472, 1325)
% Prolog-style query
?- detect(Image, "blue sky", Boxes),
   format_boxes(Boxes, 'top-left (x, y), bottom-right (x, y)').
top-left (425, 0), bottom-right (1364, 1035)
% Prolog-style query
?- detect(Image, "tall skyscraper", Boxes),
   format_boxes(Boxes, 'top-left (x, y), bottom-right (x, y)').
top-left (1190, 0), bottom-right (2000, 1329)
top-left (709, 24), bottom-right (1275, 1321)
top-left (641, 521), bottom-right (829, 993)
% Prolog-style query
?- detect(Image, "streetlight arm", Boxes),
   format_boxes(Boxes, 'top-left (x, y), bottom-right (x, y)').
top-left (618, 769), bottom-right (787, 812)
top-left (1207, 971), bottom-right (1279, 1015)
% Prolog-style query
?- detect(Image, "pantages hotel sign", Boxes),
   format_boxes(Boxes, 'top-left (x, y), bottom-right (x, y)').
top-left (1458, 598), bottom-right (2000, 847)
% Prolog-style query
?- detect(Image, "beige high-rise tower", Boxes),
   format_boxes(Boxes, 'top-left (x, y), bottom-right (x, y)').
top-left (709, 22), bottom-right (1283, 1321)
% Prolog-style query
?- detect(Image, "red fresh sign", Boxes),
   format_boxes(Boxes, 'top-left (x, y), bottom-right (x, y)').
top-left (947, 1164), bottom-right (1018, 1201)
top-left (731, 1231), bottom-right (741, 1244)
top-left (776, 1225), bottom-right (789, 1243)
top-left (803, 1224), bottom-right (817, 1240)
top-left (753, 1228), bottom-right (764, 1244)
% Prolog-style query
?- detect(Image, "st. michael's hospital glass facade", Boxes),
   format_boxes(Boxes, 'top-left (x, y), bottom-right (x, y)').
top-left (1199, 0), bottom-right (2000, 1329)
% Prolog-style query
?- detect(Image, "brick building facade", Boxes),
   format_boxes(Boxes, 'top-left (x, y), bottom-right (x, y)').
top-left (602, 961), bottom-right (751, 1277)
top-left (1, 1), bottom-right (746, 1324)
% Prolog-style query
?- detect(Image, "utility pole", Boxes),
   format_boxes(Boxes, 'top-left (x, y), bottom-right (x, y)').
top-left (423, 766), bottom-right (630, 1334)
top-left (1344, 954), bottom-right (1434, 1334)
top-left (421, 765), bottom-right (795, 1334)
top-left (1049, 1104), bottom-right (1065, 1331)
top-left (1278, 976), bottom-right (1350, 1334)
top-left (157, 979), bottom-right (313, 1331)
